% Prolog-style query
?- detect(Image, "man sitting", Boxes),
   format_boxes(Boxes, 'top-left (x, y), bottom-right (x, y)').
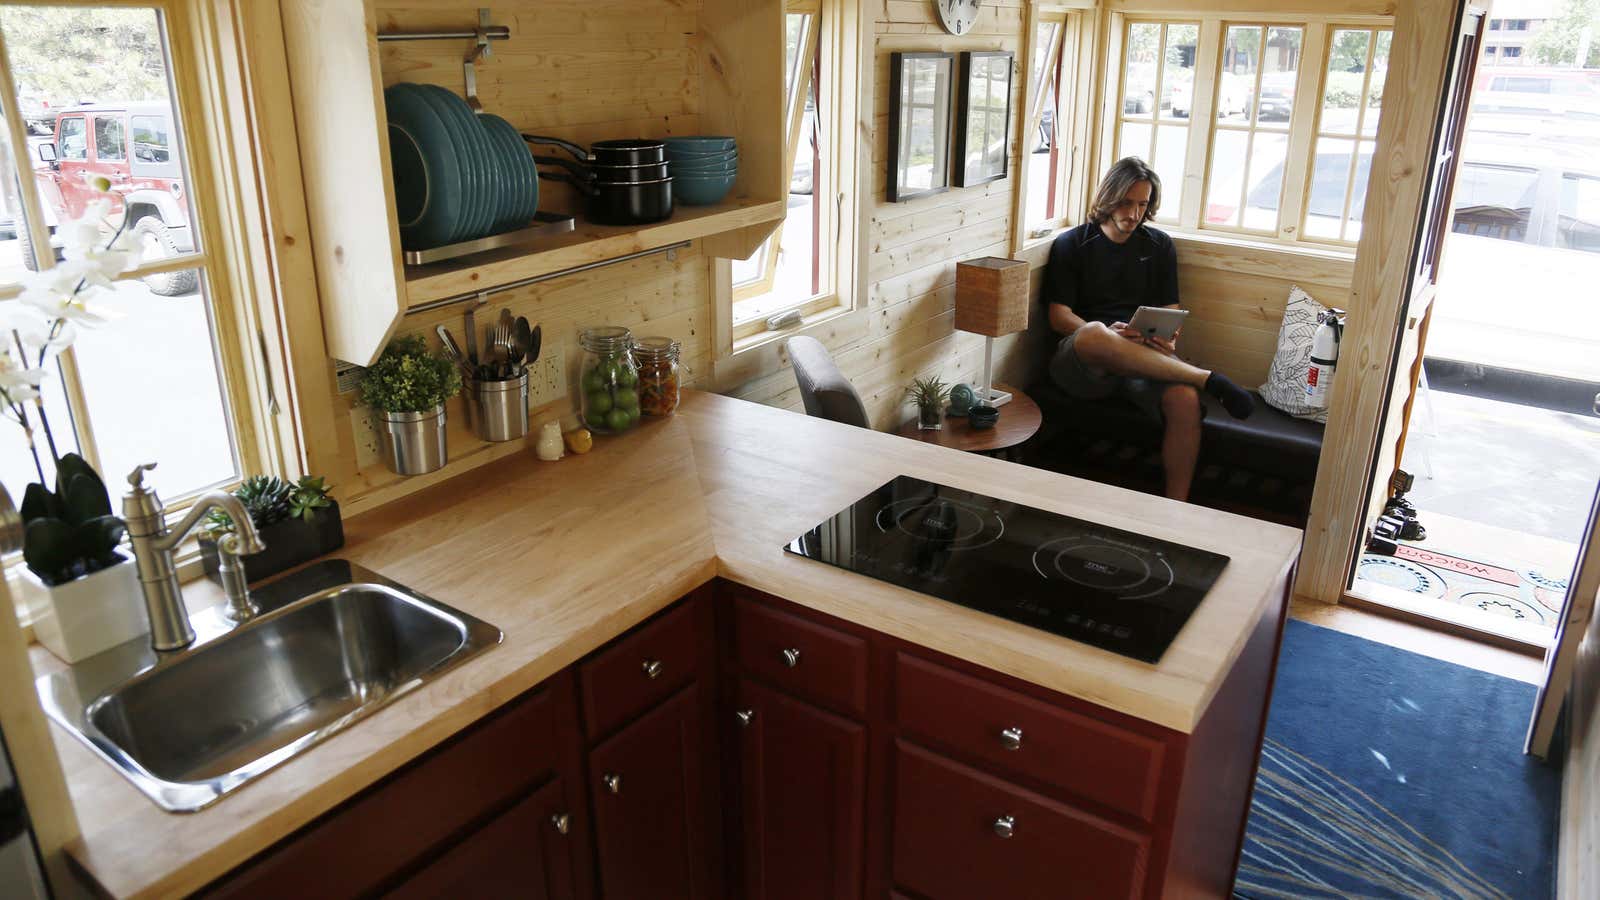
top-left (1045, 156), bottom-right (1254, 502)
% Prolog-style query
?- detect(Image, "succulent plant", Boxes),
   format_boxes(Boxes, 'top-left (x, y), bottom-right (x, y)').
top-left (20, 453), bottom-right (128, 587)
top-left (905, 375), bottom-right (951, 411)
top-left (206, 474), bottom-right (334, 534)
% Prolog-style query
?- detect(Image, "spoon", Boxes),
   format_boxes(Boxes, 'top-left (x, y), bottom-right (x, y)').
top-left (514, 317), bottom-right (532, 369)
top-left (527, 323), bottom-right (542, 365)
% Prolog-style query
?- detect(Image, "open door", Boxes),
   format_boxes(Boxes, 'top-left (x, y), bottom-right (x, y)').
top-left (1528, 480), bottom-right (1600, 759)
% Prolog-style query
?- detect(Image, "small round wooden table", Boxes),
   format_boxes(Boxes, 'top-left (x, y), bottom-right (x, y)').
top-left (895, 383), bottom-right (1042, 459)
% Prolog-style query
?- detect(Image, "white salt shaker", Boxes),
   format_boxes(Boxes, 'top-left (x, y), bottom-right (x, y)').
top-left (535, 421), bottom-right (564, 461)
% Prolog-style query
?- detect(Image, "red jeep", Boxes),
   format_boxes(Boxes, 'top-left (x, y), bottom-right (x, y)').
top-left (33, 101), bottom-right (196, 295)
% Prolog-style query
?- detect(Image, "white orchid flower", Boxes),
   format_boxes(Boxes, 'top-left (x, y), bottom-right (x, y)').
top-left (80, 171), bottom-right (113, 194)
top-left (0, 350), bottom-right (46, 404)
top-left (18, 259), bottom-right (110, 329)
top-left (55, 198), bottom-right (111, 256)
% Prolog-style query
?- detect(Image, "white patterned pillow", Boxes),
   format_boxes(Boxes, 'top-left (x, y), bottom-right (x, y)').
top-left (1259, 285), bottom-right (1329, 424)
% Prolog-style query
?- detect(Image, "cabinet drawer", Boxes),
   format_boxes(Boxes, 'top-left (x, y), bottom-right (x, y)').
top-left (735, 597), bottom-right (868, 717)
top-left (580, 597), bottom-right (709, 740)
top-left (386, 777), bottom-right (576, 900)
top-left (208, 681), bottom-right (564, 898)
top-left (890, 742), bottom-right (1148, 900)
top-left (894, 653), bottom-right (1165, 822)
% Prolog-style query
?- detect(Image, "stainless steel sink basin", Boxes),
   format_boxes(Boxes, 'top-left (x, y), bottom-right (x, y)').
top-left (37, 560), bottom-right (500, 812)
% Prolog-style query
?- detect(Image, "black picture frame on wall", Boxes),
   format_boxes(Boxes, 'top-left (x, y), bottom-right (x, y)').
top-left (887, 51), bottom-right (956, 202)
top-left (954, 50), bottom-right (1014, 188)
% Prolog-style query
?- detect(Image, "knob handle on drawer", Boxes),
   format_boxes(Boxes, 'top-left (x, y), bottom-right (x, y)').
top-left (602, 774), bottom-right (622, 794)
top-left (551, 813), bottom-right (571, 835)
top-left (780, 647), bottom-right (802, 668)
top-left (999, 726), bottom-right (1024, 750)
top-left (993, 815), bottom-right (1016, 839)
top-left (735, 708), bottom-right (756, 727)
top-left (641, 659), bottom-right (663, 679)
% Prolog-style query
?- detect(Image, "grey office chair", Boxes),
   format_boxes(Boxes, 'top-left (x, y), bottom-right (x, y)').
top-left (786, 336), bottom-right (871, 429)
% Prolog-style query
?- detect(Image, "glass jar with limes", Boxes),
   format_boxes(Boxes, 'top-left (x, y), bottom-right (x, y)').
top-left (579, 325), bottom-right (641, 434)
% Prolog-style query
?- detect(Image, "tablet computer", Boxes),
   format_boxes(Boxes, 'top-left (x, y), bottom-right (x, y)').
top-left (1127, 306), bottom-right (1189, 342)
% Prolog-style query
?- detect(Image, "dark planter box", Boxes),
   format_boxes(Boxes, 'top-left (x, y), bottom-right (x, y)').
top-left (199, 501), bottom-right (345, 586)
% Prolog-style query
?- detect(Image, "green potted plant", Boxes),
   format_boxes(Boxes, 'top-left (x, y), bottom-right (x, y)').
top-left (1, 174), bottom-right (148, 662)
top-left (905, 375), bottom-right (951, 431)
top-left (197, 475), bottom-right (344, 585)
top-left (361, 334), bottom-right (462, 475)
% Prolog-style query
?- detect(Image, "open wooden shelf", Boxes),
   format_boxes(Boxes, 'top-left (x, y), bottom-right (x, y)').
top-left (404, 197), bottom-right (786, 307)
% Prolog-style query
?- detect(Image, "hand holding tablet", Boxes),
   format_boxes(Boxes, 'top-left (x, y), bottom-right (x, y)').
top-left (1126, 306), bottom-right (1189, 342)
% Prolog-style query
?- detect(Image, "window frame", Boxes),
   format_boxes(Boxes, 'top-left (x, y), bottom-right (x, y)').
top-left (1013, 2), bottom-right (1094, 253)
top-left (1088, 10), bottom-right (1392, 255)
top-left (1298, 23), bottom-right (1393, 247)
top-left (0, 0), bottom-right (280, 597)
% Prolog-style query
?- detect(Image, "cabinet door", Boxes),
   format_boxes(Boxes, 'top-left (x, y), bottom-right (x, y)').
top-left (733, 678), bottom-right (867, 900)
top-left (386, 777), bottom-right (576, 900)
top-left (588, 686), bottom-right (714, 899)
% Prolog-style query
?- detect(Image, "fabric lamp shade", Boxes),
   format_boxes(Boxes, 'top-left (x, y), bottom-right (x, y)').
top-left (955, 257), bottom-right (1029, 337)
top-left (955, 257), bottom-right (1029, 406)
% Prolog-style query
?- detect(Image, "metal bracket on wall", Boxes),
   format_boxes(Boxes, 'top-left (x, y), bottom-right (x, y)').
top-left (403, 241), bottom-right (694, 317)
top-left (377, 8), bottom-right (509, 112)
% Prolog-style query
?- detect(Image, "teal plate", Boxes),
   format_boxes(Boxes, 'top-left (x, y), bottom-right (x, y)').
top-left (481, 113), bottom-right (537, 229)
top-left (412, 84), bottom-right (486, 243)
top-left (383, 84), bottom-right (463, 250)
top-left (475, 112), bottom-right (518, 232)
top-left (421, 85), bottom-right (500, 241)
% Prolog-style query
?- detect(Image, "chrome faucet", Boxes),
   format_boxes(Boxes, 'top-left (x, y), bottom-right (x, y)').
top-left (123, 463), bottom-right (266, 651)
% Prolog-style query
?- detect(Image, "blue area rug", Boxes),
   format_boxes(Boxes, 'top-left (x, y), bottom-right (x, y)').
top-left (1234, 620), bottom-right (1561, 899)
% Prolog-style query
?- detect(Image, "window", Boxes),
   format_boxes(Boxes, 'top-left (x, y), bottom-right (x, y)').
top-left (1303, 28), bottom-right (1392, 243)
top-left (729, 2), bottom-right (830, 335)
top-left (1503, 46), bottom-right (1523, 59)
top-left (1023, 14), bottom-right (1066, 235)
top-left (1114, 21), bottom-right (1197, 221)
top-left (1558, 174), bottom-right (1600, 253)
top-left (1489, 18), bottom-right (1503, 30)
top-left (0, 5), bottom-right (258, 516)
top-left (1506, 19), bottom-right (1530, 31)
top-left (94, 115), bottom-right (125, 161)
top-left (1484, 44), bottom-right (1497, 57)
top-left (1203, 25), bottom-right (1304, 232)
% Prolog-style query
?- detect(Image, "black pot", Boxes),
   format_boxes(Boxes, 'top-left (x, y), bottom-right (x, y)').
top-left (538, 168), bottom-right (673, 226)
top-left (522, 134), bottom-right (665, 166)
top-left (531, 155), bottom-right (670, 184)
top-left (198, 501), bottom-right (346, 586)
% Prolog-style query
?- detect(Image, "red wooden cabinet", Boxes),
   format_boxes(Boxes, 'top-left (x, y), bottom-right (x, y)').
top-left (732, 677), bottom-right (867, 900)
top-left (385, 777), bottom-right (577, 900)
top-left (587, 685), bottom-right (717, 900)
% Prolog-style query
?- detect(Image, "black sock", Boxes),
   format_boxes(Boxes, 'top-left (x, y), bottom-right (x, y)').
top-left (1204, 372), bottom-right (1255, 419)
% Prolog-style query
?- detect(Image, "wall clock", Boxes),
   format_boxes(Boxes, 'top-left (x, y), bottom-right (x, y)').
top-left (934, 0), bottom-right (980, 36)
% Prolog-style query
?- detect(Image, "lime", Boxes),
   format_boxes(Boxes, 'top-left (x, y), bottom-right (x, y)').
top-left (615, 388), bottom-right (639, 411)
top-left (597, 358), bottom-right (623, 386)
top-left (617, 364), bottom-right (638, 387)
top-left (581, 368), bottom-right (605, 394)
top-left (586, 390), bottom-right (614, 415)
top-left (605, 407), bottom-right (632, 431)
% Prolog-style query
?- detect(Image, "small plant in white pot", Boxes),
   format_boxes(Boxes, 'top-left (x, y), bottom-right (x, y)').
top-left (0, 174), bottom-right (146, 662)
top-left (361, 335), bottom-right (462, 476)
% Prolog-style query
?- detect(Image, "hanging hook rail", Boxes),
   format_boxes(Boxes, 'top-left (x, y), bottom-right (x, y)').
top-left (377, 8), bottom-right (508, 112)
top-left (404, 242), bottom-right (690, 317)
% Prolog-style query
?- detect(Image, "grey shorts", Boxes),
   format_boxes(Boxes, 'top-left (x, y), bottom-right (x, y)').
top-left (1048, 331), bottom-right (1172, 423)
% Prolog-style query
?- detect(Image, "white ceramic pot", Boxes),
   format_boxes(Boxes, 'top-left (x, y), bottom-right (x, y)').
top-left (21, 554), bottom-right (147, 664)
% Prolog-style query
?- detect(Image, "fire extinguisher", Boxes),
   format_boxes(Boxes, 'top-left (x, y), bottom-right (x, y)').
top-left (1305, 308), bottom-right (1346, 409)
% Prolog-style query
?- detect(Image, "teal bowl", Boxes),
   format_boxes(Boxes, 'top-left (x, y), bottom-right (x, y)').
top-left (667, 147), bottom-right (738, 162)
top-left (664, 135), bottom-right (737, 152)
top-left (674, 174), bottom-right (736, 206)
top-left (669, 160), bottom-right (738, 176)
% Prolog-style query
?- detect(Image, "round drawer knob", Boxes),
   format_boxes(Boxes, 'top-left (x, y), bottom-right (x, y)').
top-left (999, 726), bottom-right (1024, 751)
top-left (780, 647), bottom-right (802, 668)
top-left (993, 815), bottom-right (1016, 839)
top-left (550, 813), bottom-right (571, 835)
top-left (642, 659), bottom-right (663, 679)
top-left (603, 773), bottom-right (622, 795)
top-left (735, 708), bottom-right (756, 727)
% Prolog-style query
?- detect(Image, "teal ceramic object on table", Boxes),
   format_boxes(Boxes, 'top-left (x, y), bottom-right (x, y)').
top-left (663, 135), bottom-right (736, 152)
top-left (675, 174), bottom-right (736, 206)
top-left (383, 84), bottom-right (465, 250)
top-left (947, 383), bottom-right (975, 416)
top-left (667, 149), bottom-right (738, 164)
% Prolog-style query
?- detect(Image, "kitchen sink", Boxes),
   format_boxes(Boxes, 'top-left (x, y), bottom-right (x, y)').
top-left (36, 559), bottom-right (501, 812)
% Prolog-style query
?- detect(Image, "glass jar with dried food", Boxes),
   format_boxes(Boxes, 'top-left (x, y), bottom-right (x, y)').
top-left (632, 336), bottom-right (681, 417)
top-left (579, 326), bottom-right (640, 433)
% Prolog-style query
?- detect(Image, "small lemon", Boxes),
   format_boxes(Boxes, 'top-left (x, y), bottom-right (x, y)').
top-left (564, 428), bottom-right (594, 454)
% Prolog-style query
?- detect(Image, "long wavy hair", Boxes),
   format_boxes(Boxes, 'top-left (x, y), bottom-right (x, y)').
top-left (1088, 157), bottom-right (1161, 225)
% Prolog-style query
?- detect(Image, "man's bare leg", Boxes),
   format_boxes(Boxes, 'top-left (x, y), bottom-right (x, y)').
top-left (1159, 384), bottom-right (1201, 500)
top-left (1071, 322), bottom-right (1255, 418)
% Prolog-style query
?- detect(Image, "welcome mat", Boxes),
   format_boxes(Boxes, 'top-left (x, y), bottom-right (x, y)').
top-left (1356, 542), bottom-right (1569, 628)
top-left (1234, 621), bottom-right (1560, 899)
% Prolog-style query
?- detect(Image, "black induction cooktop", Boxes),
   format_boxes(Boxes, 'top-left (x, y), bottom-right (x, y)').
top-left (783, 476), bottom-right (1229, 663)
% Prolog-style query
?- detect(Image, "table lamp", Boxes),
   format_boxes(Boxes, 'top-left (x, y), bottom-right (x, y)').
top-left (954, 256), bottom-right (1030, 408)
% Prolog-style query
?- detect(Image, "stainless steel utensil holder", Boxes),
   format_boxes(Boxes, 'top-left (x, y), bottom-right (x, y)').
top-left (380, 405), bottom-right (449, 475)
top-left (470, 373), bottom-right (529, 442)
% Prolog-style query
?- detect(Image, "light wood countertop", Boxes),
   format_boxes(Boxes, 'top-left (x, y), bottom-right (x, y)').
top-left (37, 391), bottom-right (1301, 898)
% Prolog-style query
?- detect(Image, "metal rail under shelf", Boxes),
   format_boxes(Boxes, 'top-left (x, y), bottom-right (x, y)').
top-left (403, 240), bottom-right (691, 316)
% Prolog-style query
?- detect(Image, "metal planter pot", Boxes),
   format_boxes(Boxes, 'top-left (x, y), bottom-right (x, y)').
top-left (380, 404), bottom-right (448, 476)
